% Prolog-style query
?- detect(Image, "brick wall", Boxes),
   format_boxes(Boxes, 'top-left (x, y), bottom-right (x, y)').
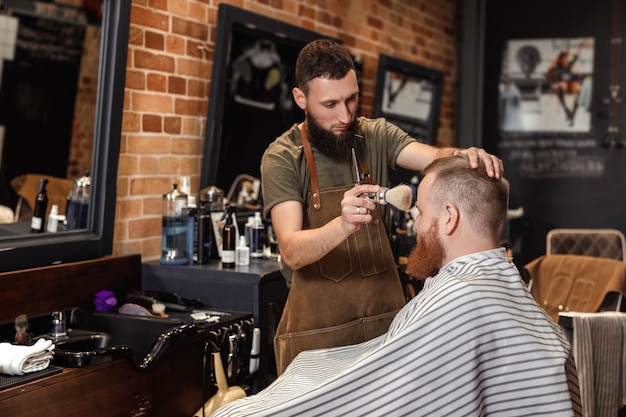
top-left (115, 0), bottom-right (458, 262)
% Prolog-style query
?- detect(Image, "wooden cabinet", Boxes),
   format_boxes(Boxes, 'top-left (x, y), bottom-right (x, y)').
top-left (0, 317), bottom-right (251, 416)
top-left (141, 260), bottom-right (288, 393)
top-left (0, 254), bottom-right (256, 416)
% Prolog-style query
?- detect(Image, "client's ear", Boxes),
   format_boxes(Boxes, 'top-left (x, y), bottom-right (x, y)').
top-left (443, 203), bottom-right (459, 235)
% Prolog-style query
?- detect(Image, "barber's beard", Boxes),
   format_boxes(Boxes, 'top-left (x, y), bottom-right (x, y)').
top-left (306, 113), bottom-right (360, 161)
top-left (406, 220), bottom-right (445, 280)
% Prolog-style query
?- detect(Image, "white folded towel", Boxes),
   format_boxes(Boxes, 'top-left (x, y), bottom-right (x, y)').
top-left (0, 338), bottom-right (55, 375)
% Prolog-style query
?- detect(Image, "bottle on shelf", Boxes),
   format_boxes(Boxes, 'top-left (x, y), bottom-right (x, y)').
top-left (66, 170), bottom-right (90, 230)
top-left (244, 216), bottom-right (254, 246)
top-left (46, 204), bottom-right (59, 233)
top-left (221, 208), bottom-right (236, 269)
top-left (250, 211), bottom-right (264, 259)
top-left (235, 235), bottom-right (250, 266)
top-left (186, 196), bottom-right (198, 264)
top-left (199, 185), bottom-right (224, 261)
top-left (160, 183), bottom-right (189, 265)
top-left (31, 178), bottom-right (49, 233)
top-left (195, 204), bottom-right (212, 265)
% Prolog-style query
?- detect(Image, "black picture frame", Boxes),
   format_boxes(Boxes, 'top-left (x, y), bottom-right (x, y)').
top-left (200, 4), bottom-right (339, 193)
top-left (372, 54), bottom-right (444, 146)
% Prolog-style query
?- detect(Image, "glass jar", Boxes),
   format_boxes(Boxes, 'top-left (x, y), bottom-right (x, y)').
top-left (160, 183), bottom-right (189, 265)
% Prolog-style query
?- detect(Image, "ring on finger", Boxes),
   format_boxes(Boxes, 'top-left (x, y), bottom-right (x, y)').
top-left (356, 207), bottom-right (361, 214)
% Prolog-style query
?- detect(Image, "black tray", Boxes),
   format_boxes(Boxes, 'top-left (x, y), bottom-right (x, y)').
top-left (0, 366), bottom-right (63, 391)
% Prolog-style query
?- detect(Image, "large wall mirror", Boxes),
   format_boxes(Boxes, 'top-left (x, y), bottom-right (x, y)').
top-left (200, 4), bottom-right (335, 196)
top-left (0, 0), bottom-right (129, 272)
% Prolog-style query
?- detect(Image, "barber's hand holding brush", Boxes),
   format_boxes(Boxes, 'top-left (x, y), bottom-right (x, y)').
top-left (341, 184), bottom-right (378, 228)
top-left (341, 183), bottom-right (413, 231)
top-left (346, 136), bottom-right (413, 228)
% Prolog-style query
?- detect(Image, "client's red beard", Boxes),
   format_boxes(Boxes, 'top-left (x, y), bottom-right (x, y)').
top-left (406, 220), bottom-right (445, 280)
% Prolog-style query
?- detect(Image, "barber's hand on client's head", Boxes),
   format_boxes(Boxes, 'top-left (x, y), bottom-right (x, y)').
top-left (453, 147), bottom-right (503, 179)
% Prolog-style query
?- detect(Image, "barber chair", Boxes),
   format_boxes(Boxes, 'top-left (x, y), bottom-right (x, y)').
top-left (524, 229), bottom-right (626, 322)
top-left (524, 254), bottom-right (626, 322)
top-left (531, 229), bottom-right (626, 417)
top-left (547, 228), bottom-right (625, 261)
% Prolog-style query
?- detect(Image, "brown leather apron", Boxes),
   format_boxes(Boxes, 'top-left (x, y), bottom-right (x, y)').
top-left (273, 126), bottom-right (406, 375)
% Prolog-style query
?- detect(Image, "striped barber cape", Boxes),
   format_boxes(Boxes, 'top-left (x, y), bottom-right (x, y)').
top-left (212, 248), bottom-right (582, 417)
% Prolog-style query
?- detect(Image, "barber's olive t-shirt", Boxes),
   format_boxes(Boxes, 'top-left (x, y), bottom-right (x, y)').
top-left (260, 116), bottom-right (415, 221)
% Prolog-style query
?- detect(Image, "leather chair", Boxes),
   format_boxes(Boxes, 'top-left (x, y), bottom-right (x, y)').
top-left (546, 228), bottom-right (626, 261)
top-left (524, 254), bottom-right (626, 322)
top-left (524, 228), bottom-right (626, 321)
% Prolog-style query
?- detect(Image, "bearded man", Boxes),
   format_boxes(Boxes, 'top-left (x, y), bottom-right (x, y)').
top-left (212, 155), bottom-right (580, 417)
top-left (261, 38), bottom-right (503, 375)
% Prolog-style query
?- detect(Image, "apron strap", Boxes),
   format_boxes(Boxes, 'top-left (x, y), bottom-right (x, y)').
top-left (301, 123), bottom-right (322, 211)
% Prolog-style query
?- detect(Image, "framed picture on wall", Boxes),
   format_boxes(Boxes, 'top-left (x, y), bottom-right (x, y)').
top-left (498, 37), bottom-right (595, 134)
top-left (372, 54), bottom-right (444, 145)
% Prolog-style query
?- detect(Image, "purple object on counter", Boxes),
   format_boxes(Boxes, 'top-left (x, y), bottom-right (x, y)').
top-left (94, 290), bottom-right (117, 312)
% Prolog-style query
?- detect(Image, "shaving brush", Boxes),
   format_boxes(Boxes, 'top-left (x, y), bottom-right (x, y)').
top-left (366, 184), bottom-right (413, 211)
top-left (350, 139), bottom-right (413, 211)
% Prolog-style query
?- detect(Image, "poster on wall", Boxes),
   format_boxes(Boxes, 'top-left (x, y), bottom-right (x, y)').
top-left (498, 37), bottom-right (595, 133)
top-left (497, 37), bottom-right (604, 179)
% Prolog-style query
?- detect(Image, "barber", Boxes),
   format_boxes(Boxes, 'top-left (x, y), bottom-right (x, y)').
top-left (261, 39), bottom-right (503, 374)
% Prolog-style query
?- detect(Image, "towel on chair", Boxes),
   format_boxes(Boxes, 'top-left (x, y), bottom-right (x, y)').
top-left (0, 338), bottom-right (55, 375)
top-left (566, 311), bottom-right (626, 417)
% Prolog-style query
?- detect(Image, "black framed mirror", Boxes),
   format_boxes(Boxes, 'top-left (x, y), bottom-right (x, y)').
top-left (372, 54), bottom-right (444, 187)
top-left (200, 4), bottom-right (336, 192)
top-left (0, 0), bottom-right (129, 272)
top-left (372, 54), bottom-right (444, 146)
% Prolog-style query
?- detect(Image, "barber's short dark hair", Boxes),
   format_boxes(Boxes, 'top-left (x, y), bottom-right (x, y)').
top-left (295, 39), bottom-right (355, 95)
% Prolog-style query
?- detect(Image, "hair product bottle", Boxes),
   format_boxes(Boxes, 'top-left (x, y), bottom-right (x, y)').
top-left (195, 205), bottom-right (212, 265)
top-left (236, 235), bottom-right (250, 266)
top-left (46, 204), bottom-right (59, 233)
top-left (186, 195), bottom-right (197, 264)
top-left (250, 211), bottom-right (264, 259)
top-left (31, 177), bottom-right (49, 233)
top-left (221, 208), bottom-right (236, 269)
top-left (66, 170), bottom-right (90, 230)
